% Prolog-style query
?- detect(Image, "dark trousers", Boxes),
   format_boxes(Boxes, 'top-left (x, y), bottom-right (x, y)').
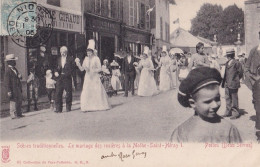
top-left (55, 76), bottom-right (72, 112)
top-left (225, 87), bottom-right (239, 116)
top-left (254, 101), bottom-right (260, 130)
top-left (46, 88), bottom-right (55, 103)
top-left (124, 71), bottom-right (136, 96)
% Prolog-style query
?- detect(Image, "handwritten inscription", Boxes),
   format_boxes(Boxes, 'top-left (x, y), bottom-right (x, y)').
top-left (101, 150), bottom-right (147, 162)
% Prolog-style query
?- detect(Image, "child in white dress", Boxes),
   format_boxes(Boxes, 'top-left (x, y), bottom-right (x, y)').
top-left (110, 60), bottom-right (122, 95)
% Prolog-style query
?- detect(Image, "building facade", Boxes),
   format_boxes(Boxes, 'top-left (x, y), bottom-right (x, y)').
top-left (122, 0), bottom-right (151, 56)
top-left (83, 0), bottom-right (123, 63)
top-left (1, 0), bottom-right (83, 102)
top-left (244, 0), bottom-right (260, 56)
top-left (83, 0), bottom-right (152, 60)
top-left (150, 0), bottom-right (174, 54)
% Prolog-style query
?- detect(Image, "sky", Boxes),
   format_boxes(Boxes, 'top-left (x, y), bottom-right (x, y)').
top-left (169, 0), bottom-right (245, 32)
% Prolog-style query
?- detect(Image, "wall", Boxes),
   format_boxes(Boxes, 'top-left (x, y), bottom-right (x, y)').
top-left (38, 0), bottom-right (81, 11)
top-left (155, 0), bottom-right (170, 42)
top-left (244, 0), bottom-right (260, 57)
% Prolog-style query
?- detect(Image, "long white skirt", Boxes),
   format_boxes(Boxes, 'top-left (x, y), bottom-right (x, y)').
top-left (111, 76), bottom-right (122, 90)
top-left (159, 66), bottom-right (172, 92)
top-left (81, 72), bottom-right (111, 111)
top-left (137, 68), bottom-right (158, 96)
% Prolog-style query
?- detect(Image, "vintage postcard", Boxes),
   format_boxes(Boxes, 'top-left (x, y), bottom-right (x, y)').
top-left (0, 0), bottom-right (259, 166)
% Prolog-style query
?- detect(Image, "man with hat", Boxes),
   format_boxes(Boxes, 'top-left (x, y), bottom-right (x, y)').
top-left (121, 47), bottom-right (138, 97)
top-left (54, 46), bottom-right (76, 113)
top-left (4, 54), bottom-right (24, 119)
top-left (222, 48), bottom-right (243, 119)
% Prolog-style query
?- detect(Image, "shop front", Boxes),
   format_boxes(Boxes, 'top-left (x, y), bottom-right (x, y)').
top-left (85, 13), bottom-right (121, 63)
top-left (123, 26), bottom-right (151, 56)
top-left (27, 5), bottom-right (83, 95)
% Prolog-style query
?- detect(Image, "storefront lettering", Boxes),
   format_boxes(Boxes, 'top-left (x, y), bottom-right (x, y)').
top-left (39, 7), bottom-right (82, 32)
top-left (88, 18), bottom-right (119, 33)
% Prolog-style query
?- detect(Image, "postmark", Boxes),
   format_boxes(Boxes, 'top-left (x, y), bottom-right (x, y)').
top-left (7, 2), bottom-right (53, 48)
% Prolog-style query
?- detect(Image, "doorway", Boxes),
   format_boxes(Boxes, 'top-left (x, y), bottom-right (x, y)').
top-left (101, 36), bottom-right (115, 64)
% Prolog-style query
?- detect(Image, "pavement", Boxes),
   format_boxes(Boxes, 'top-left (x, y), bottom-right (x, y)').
top-left (0, 84), bottom-right (257, 142)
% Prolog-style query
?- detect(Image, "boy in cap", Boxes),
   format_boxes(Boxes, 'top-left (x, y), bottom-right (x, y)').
top-left (170, 67), bottom-right (242, 143)
top-left (222, 48), bottom-right (243, 119)
top-left (4, 54), bottom-right (24, 119)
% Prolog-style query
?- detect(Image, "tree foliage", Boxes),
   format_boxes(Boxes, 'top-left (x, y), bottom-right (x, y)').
top-left (190, 4), bottom-right (244, 45)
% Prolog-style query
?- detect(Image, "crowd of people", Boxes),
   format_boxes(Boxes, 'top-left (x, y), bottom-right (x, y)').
top-left (3, 37), bottom-right (260, 143)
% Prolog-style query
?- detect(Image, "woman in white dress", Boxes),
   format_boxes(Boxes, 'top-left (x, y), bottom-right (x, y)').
top-left (158, 45), bottom-right (173, 92)
top-left (169, 53), bottom-right (178, 88)
top-left (75, 39), bottom-right (111, 111)
top-left (137, 47), bottom-right (158, 96)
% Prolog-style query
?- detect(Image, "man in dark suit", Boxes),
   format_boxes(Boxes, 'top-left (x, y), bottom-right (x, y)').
top-left (222, 48), bottom-right (243, 119)
top-left (121, 47), bottom-right (138, 97)
top-left (54, 46), bottom-right (76, 112)
top-left (4, 54), bottom-right (24, 119)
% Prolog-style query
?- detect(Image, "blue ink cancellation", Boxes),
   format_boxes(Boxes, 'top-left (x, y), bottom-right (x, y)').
top-left (7, 2), bottom-right (53, 48)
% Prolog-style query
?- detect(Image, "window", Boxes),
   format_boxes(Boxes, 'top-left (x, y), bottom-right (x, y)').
top-left (136, 1), bottom-right (140, 25)
top-left (129, 0), bottom-right (135, 26)
top-left (95, 0), bottom-right (101, 15)
top-left (160, 17), bottom-right (163, 39)
top-left (101, 0), bottom-right (108, 16)
top-left (145, 5), bottom-right (150, 29)
top-left (47, 0), bottom-right (60, 6)
top-left (140, 3), bottom-right (145, 29)
top-left (111, 0), bottom-right (117, 18)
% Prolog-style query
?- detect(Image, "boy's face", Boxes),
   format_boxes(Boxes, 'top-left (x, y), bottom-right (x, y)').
top-left (190, 85), bottom-right (221, 119)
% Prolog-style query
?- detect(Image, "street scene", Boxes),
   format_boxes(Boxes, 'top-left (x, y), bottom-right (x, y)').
top-left (0, 0), bottom-right (260, 145)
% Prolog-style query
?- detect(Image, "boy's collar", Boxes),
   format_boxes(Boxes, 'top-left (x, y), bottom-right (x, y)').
top-left (194, 112), bottom-right (221, 123)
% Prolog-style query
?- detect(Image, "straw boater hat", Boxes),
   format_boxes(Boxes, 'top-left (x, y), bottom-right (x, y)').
top-left (110, 60), bottom-right (119, 67)
top-left (87, 39), bottom-right (95, 51)
top-left (225, 48), bottom-right (235, 57)
top-left (5, 54), bottom-right (18, 61)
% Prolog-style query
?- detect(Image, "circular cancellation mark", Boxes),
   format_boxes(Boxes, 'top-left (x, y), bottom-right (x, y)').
top-left (7, 2), bottom-right (54, 48)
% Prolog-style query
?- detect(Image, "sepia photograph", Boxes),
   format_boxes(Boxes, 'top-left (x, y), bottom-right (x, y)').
top-left (0, 0), bottom-right (259, 166)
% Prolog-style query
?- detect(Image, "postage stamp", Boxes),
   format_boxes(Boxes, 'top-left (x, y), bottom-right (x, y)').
top-left (1, 0), bottom-right (54, 48)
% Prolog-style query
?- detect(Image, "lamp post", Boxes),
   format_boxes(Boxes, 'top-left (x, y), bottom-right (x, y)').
top-left (234, 22), bottom-right (242, 58)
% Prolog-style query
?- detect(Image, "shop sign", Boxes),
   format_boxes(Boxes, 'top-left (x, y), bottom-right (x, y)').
top-left (39, 7), bottom-right (82, 33)
top-left (86, 17), bottom-right (120, 34)
top-left (51, 47), bottom-right (58, 55)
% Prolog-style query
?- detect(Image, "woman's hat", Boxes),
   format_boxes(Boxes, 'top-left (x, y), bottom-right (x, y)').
top-left (87, 39), bottom-right (95, 51)
top-left (178, 67), bottom-right (222, 108)
top-left (143, 46), bottom-right (149, 55)
top-left (103, 59), bottom-right (108, 63)
top-left (162, 45), bottom-right (167, 53)
top-left (210, 54), bottom-right (217, 58)
top-left (110, 60), bottom-right (119, 66)
top-left (5, 54), bottom-right (18, 61)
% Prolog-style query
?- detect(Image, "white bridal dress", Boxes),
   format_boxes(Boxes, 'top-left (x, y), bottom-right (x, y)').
top-left (137, 58), bottom-right (158, 96)
top-left (80, 56), bottom-right (111, 111)
top-left (159, 56), bottom-right (173, 92)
